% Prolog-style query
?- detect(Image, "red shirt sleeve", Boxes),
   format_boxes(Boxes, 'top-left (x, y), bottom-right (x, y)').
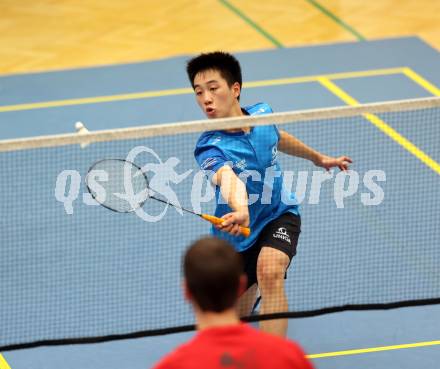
top-left (286, 341), bottom-right (316, 369)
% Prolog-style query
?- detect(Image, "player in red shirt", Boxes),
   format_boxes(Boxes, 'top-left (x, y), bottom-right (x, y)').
top-left (152, 237), bottom-right (315, 369)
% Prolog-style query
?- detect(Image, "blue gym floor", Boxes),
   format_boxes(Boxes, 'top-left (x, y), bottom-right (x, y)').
top-left (1, 37), bottom-right (439, 369)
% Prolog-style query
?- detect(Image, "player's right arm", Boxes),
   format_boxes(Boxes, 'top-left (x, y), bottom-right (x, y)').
top-left (195, 134), bottom-right (250, 236)
top-left (212, 165), bottom-right (250, 236)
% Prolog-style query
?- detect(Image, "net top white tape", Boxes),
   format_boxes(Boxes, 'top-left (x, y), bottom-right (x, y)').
top-left (1, 97), bottom-right (439, 152)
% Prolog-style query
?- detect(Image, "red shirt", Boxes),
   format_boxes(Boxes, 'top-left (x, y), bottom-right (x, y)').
top-left (152, 323), bottom-right (314, 369)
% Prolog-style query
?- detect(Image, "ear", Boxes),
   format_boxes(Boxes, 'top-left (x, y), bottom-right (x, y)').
top-left (238, 274), bottom-right (248, 296)
top-left (232, 82), bottom-right (241, 99)
top-left (183, 279), bottom-right (192, 302)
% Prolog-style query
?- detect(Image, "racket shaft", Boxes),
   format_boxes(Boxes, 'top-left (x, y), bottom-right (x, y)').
top-left (201, 214), bottom-right (250, 238)
top-left (150, 196), bottom-right (250, 236)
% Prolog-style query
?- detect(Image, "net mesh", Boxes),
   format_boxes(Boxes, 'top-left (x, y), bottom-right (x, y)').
top-left (1, 97), bottom-right (440, 350)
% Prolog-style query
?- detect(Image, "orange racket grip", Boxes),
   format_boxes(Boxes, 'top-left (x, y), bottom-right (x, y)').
top-left (200, 214), bottom-right (251, 238)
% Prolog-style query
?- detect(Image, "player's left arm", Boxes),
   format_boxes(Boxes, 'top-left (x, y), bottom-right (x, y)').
top-left (278, 129), bottom-right (352, 171)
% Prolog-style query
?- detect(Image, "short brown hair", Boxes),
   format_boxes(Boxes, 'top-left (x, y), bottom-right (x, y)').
top-left (184, 237), bottom-right (243, 312)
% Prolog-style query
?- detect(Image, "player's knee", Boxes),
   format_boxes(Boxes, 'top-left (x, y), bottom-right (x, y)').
top-left (257, 261), bottom-right (285, 289)
top-left (257, 247), bottom-right (290, 291)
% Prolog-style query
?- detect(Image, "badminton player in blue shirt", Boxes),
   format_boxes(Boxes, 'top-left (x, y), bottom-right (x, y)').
top-left (187, 52), bottom-right (352, 337)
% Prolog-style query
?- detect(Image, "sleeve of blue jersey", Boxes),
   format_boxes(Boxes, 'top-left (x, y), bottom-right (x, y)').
top-left (194, 135), bottom-right (228, 173)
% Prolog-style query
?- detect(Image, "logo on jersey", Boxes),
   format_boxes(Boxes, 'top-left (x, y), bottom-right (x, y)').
top-left (271, 145), bottom-right (278, 165)
top-left (211, 136), bottom-right (221, 145)
top-left (201, 157), bottom-right (218, 170)
top-left (273, 227), bottom-right (291, 244)
top-left (234, 159), bottom-right (247, 170)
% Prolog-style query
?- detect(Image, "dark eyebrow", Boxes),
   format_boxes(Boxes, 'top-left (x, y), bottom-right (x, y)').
top-left (194, 80), bottom-right (219, 89)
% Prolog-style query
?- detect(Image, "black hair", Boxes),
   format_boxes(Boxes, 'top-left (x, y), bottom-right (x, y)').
top-left (186, 51), bottom-right (242, 99)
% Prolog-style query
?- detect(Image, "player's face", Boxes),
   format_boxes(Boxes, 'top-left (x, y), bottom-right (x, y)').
top-left (193, 69), bottom-right (240, 119)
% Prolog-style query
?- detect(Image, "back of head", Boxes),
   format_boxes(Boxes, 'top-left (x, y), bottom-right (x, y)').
top-left (186, 51), bottom-right (242, 91)
top-left (184, 237), bottom-right (243, 312)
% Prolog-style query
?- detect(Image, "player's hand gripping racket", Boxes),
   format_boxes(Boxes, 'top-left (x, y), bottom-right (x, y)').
top-left (85, 159), bottom-right (250, 238)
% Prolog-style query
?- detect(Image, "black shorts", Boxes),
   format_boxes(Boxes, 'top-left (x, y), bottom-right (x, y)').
top-left (240, 212), bottom-right (301, 288)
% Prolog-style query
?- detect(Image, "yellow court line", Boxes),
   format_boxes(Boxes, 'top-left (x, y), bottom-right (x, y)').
top-left (307, 340), bottom-right (440, 359)
top-left (318, 77), bottom-right (440, 176)
top-left (0, 87), bottom-right (193, 113)
top-left (0, 354), bottom-right (11, 369)
top-left (243, 67), bottom-right (406, 88)
top-left (1, 340), bottom-right (437, 365)
top-left (0, 67), bottom-right (406, 113)
top-left (402, 68), bottom-right (440, 96)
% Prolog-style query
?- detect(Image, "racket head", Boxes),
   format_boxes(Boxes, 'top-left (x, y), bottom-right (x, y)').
top-left (85, 158), bottom-right (150, 213)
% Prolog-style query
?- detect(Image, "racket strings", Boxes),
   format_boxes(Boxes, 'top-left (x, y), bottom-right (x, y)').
top-left (86, 159), bottom-right (150, 212)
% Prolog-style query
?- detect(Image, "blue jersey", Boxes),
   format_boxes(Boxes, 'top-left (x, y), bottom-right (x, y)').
top-left (194, 102), bottom-right (299, 252)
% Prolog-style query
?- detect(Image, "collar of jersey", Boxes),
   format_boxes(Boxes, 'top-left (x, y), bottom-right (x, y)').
top-left (218, 108), bottom-right (252, 136)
